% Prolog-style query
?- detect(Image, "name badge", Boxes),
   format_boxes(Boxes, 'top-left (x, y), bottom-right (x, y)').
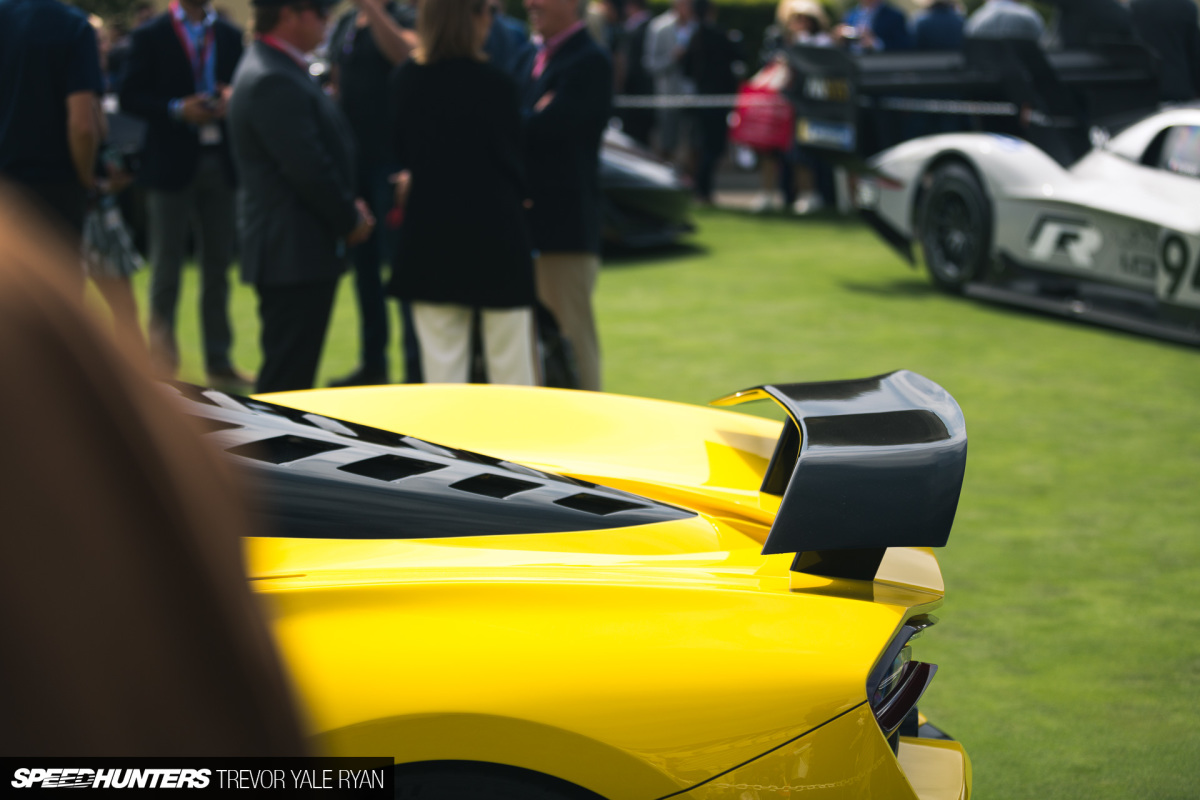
top-left (199, 123), bottom-right (223, 146)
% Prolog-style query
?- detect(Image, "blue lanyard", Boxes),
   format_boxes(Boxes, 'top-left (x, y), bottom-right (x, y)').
top-left (170, 1), bottom-right (217, 94)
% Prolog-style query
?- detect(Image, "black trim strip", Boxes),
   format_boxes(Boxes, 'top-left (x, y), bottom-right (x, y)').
top-left (652, 702), bottom-right (869, 800)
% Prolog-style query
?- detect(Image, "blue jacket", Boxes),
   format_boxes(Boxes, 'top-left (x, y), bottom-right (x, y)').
top-left (912, 3), bottom-right (965, 51)
top-left (845, 2), bottom-right (912, 51)
top-left (485, 13), bottom-right (536, 80)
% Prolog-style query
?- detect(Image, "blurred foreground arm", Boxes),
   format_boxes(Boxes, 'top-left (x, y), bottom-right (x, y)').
top-left (352, 0), bottom-right (417, 65)
top-left (66, 91), bottom-right (103, 191)
top-left (0, 187), bottom-right (306, 756)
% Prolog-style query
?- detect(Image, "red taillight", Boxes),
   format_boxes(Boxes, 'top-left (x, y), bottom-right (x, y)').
top-left (867, 616), bottom-right (938, 740)
top-left (874, 661), bottom-right (937, 736)
top-left (874, 173), bottom-right (905, 191)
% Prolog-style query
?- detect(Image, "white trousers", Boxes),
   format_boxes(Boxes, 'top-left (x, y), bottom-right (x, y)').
top-left (411, 301), bottom-right (537, 386)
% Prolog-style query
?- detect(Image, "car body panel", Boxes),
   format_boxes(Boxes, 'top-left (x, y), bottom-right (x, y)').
top-left (178, 381), bottom-right (970, 798)
top-left (897, 737), bottom-right (972, 800)
top-left (252, 548), bottom-right (938, 797)
top-left (674, 705), bottom-right (969, 800)
top-left (856, 107), bottom-right (1200, 335)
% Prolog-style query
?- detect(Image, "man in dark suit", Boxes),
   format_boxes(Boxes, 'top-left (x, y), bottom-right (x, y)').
top-left (228, 0), bottom-right (374, 394)
top-left (1130, 0), bottom-right (1200, 103)
top-left (616, 0), bottom-right (655, 146)
top-left (683, 0), bottom-right (740, 204)
top-left (326, 0), bottom-right (417, 387)
top-left (119, 0), bottom-right (249, 387)
top-left (522, 0), bottom-right (613, 391)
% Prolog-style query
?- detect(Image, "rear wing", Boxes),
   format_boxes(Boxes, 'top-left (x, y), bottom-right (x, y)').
top-left (784, 39), bottom-right (1159, 164)
top-left (712, 371), bottom-right (966, 582)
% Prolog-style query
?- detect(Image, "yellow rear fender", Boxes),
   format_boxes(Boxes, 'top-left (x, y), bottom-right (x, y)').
top-left (261, 573), bottom-right (940, 795)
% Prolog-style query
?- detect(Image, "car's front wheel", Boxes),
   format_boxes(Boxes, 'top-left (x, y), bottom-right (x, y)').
top-left (919, 163), bottom-right (992, 293)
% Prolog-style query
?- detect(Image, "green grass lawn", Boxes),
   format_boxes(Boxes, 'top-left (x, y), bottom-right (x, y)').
top-left (130, 207), bottom-right (1200, 798)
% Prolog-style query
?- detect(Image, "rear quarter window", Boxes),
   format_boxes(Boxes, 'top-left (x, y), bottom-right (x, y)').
top-left (1144, 125), bottom-right (1200, 178)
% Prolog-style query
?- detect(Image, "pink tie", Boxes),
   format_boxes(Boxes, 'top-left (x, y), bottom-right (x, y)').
top-left (531, 47), bottom-right (548, 79)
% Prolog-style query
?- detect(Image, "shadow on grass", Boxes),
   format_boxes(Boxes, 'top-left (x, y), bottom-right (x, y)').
top-left (603, 241), bottom-right (709, 267)
top-left (839, 277), bottom-right (938, 297)
top-left (966, 294), bottom-right (1200, 354)
top-left (712, 207), bottom-right (864, 228)
top-left (843, 276), bottom-right (1200, 352)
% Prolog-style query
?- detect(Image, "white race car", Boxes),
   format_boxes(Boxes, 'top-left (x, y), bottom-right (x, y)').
top-left (855, 106), bottom-right (1200, 345)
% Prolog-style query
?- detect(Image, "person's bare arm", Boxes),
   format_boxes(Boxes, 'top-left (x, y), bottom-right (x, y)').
top-left (353, 0), bottom-right (417, 65)
top-left (66, 91), bottom-right (103, 190)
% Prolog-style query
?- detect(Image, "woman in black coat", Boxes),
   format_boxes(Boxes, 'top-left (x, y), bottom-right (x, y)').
top-left (388, 0), bottom-right (536, 384)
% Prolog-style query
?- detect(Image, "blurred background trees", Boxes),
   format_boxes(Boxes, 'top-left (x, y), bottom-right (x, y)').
top-left (71, 0), bottom-right (146, 27)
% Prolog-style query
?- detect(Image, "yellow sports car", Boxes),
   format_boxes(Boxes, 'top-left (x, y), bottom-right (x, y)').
top-left (175, 370), bottom-right (971, 800)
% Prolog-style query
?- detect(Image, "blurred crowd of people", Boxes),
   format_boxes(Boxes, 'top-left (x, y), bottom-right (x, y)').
top-left (590, 0), bottom-right (1200, 214)
top-left (671, 0), bottom-right (1200, 210)
top-left (0, 0), bottom-right (611, 395)
top-left (3, 0), bottom-right (1199, 394)
top-left (813, 0), bottom-right (1200, 102)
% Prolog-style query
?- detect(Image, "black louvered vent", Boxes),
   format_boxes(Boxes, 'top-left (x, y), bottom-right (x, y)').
top-left (339, 454), bottom-right (446, 482)
top-left (555, 493), bottom-right (646, 515)
top-left (170, 383), bottom-right (696, 538)
top-left (450, 474), bottom-right (541, 499)
top-left (227, 435), bottom-right (347, 464)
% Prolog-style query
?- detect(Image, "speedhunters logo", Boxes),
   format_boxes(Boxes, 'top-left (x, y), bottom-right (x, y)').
top-left (12, 769), bottom-right (211, 789)
top-left (4, 759), bottom-right (391, 795)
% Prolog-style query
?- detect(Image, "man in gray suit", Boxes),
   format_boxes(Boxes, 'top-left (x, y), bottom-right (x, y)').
top-left (964, 0), bottom-right (1045, 41)
top-left (643, 0), bottom-right (695, 162)
top-left (228, 0), bottom-right (374, 394)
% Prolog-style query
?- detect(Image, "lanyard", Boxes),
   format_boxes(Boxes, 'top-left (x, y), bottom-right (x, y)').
top-left (169, 1), bottom-right (216, 92)
top-left (259, 35), bottom-right (310, 71)
top-left (532, 21), bottom-right (584, 79)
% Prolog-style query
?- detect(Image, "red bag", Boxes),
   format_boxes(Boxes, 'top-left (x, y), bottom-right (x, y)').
top-left (728, 61), bottom-right (795, 153)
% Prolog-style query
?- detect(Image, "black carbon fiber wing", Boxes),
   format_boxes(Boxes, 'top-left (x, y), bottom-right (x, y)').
top-left (712, 370), bottom-right (967, 581)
